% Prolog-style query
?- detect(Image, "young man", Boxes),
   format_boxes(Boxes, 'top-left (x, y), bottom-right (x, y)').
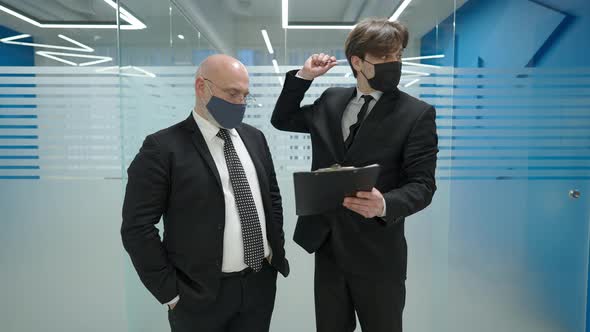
top-left (271, 18), bottom-right (438, 332)
top-left (122, 54), bottom-right (289, 332)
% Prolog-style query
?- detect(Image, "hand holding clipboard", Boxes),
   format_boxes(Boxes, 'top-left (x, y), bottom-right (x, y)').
top-left (293, 164), bottom-right (381, 216)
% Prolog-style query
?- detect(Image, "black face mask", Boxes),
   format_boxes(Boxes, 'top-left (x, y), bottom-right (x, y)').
top-left (360, 60), bottom-right (402, 92)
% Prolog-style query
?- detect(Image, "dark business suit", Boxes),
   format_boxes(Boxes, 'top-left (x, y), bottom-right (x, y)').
top-left (271, 70), bottom-right (438, 332)
top-left (121, 114), bottom-right (289, 331)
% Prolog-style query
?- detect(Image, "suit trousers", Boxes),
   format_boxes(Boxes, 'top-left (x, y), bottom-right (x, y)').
top-left (168, 262), bottom-right (277, 332)
top-left (314, 244), bottom-right (406, 332)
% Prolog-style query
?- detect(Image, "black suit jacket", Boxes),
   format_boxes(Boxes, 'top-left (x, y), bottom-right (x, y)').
top-left (271, 70), bottom-right (438, 279)
top-left (121, 114), bottom-right (289, 310)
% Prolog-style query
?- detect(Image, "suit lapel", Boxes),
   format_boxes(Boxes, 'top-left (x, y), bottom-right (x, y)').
top-left (181, 115), bottom-right (222, 190)
top-left (345, 89), bottom-right (400, 157)
top-left (325, 87), bottom-right (356, 162)
top-left (183, 114), bottom-right (271, 220)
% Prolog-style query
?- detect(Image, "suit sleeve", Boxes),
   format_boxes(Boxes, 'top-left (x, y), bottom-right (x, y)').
top-left (121, 134), bottom-right (178, 304)
top-left (381, 106), bottom-right (438, 224)
top-left (260, 132), bottom-right (289, 275)
top-left (271, 70), bottom-right (324, 133)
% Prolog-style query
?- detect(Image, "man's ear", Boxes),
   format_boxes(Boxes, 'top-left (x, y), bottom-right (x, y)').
top-left (351, 55), bottom-right (363, 73)
top-left (195, 77), bottom-right (206, 97)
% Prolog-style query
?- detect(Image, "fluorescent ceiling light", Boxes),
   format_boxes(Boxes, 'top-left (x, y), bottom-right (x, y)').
top-left (79, 57), bottom-right (113, 67)
top-left (0, 34), bottom-right (94, 52)
top-left (403, 62), bottom-right (440, 69)
top-left (177, 34), bottom-right (185, 40)
top-left (0, 1), bottom-right (146, 30)
top-left (36, 51), bottom-right (112, 66)
top-left (402, 54), bottom-right (445, 61)
top-left (99, 0), bottom-right (146, 29)
top-left (272, 59), bottom-right (280, 74)
top-left (389, 0), bottom-right (414, 21)
top-left (0, 4), bottom-right (38, 26)
top-left (281, 0), bottom-right (413, 30)
top-left (261, 29), bottom-right (274, 54)
top-left (403, 78), bottom-right (420, 87)
top-left (130, 66), bottom-right (156, 78)
top-left (273, 58), bottom-right (282, 85)
top-left (402, 54), bottom-right (445, 69)
top-left (402, 69), bottom-right (430, 76)
top-left (37, 52), bottom-right (77, 66)
top-left (281, 0), bottom-right (289, 29)
top-left (96, 66), bottom-right (156, 78)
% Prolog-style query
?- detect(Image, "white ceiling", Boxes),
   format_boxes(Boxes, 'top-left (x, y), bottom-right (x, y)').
top-left (0, 0), bottom-right (468, 65)
top-left (175, 0), bottom-right (468, 55)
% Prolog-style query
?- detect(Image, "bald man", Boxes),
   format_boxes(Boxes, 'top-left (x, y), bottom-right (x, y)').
top-left (122, 55), bottom-right (289, 332)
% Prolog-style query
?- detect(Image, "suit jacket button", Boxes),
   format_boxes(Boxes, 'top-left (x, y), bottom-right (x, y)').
top-left (217, 224), bottom-right (223, 230)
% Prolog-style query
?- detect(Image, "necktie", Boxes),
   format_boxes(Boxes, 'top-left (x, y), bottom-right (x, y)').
top-left (344, 95), bottom-right (374, 150)
top-left (217, 129), bottom-right (265, 271)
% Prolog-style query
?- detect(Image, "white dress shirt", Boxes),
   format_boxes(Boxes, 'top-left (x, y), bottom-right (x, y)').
top-left (341, 87), bottom-right (383, 141)
top-left (340, 87), bottom-right (386, 217)
top-left (166, 110), bottom-right (271, 306)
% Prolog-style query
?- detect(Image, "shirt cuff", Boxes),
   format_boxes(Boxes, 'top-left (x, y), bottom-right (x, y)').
top-left (165, 295), bottom-right (180, 306)
top-left (295, 71), bottom-right (313, 81)
top-left (380, 197), bottom-right (387, 217)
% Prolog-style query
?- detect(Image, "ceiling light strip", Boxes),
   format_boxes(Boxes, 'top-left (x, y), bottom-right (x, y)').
top-left (0, 34), bottom-right (94, 52)
top-left (272, 59), bottom-right (280, 74)
top-left (389, 0), bottom-right (414, 22)
top-left (402, 62), bottom-right (440, 69)
top-left (0, 4), bottom-right (41, 27)
top-left (35, 52), bottom-right (77, 66)
top-left (403, 78), bottom-right (421, 87)
top-left (261, 29), bottom-right (274, 54)
top-left (0, 2), bottom-right (145, 30)
top-left (36, 51), bottom-right (112, 66)
top-left (58, 34), bottom-right (93, 51)
top-left (402, 54), bottom-right (445, 61)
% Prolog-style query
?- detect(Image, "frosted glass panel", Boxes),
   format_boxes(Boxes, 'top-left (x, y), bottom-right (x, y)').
top-left (1, 65), bottom-right (587, 331)
top-left (2, 0), bottom-right (589, 330)
top-left (117, 64), bottom-right (453, 332)
top-left (0, 52), bottom-right (126, 332)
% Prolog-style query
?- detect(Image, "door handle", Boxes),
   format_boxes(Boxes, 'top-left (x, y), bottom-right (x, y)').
top-left (569, 189), bottom-right (581, 199)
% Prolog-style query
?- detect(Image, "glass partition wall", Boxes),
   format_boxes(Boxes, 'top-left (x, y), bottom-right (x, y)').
top-left (0, 0), bottom-right (588, 331)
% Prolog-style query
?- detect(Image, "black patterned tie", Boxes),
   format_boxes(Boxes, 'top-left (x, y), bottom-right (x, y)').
top-left (344, 95), bottom-right (373, 150)
top-left (217, 129), bottom-right (265, 272)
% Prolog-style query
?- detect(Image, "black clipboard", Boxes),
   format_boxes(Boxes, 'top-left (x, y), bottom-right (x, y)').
top-left (293, 164), bottom-right (381, 216)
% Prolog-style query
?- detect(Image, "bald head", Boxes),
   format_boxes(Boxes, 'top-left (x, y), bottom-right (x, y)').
top-left (194, 54), bottom-right (250, 118)
top-left (197, 54), bottom-right (248, 80)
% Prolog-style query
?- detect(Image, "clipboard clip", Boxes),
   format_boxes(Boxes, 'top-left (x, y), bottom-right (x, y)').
top-left (314, 163), bottom-right (356, 173)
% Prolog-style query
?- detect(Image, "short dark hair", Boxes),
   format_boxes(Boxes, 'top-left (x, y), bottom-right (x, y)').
top-left (344, 18), bottom-right (409, 77)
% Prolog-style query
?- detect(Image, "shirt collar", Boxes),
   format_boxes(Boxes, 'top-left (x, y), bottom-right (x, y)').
top-left (192, 109), bottom-right (238, 142)
top-left (353, 87), bottom-right (383, 104)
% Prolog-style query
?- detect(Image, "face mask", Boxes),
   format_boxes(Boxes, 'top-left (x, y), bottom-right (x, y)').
top-left (204, 82), bottom-right (246, 129)
top-left (360, 60), bottom-right (402, 92)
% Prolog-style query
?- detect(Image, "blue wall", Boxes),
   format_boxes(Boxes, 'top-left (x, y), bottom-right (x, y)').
top-left (421, 0), bottom-right (590, 68)
top-left (0, 25), bottom-right (34, 66)
top-left (0, 25), bottom-right (38, 179)
top-left (421, 1), bottom-right (590, 331)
